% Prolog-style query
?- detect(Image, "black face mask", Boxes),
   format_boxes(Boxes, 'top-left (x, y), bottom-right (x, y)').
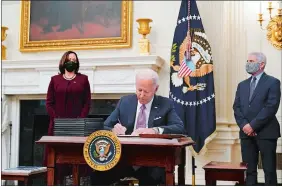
top-left (64, 61), bottom-right (77, 72)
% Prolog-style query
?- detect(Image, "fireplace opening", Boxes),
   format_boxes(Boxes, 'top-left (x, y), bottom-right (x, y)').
top-left (19, 99), bottom-right (119, 185)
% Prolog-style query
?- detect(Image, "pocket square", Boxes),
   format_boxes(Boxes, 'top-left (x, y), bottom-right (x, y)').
top-left (154, 116), bottom-right (161, 120)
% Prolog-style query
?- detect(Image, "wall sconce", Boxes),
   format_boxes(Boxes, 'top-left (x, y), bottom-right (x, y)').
top-left (257, 1), bottom-right (282, 50)
top-left (1, 26), bottom-right (8, 60)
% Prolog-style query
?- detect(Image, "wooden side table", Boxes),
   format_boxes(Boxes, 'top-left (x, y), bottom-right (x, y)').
top-left (1, 166), bottom-right (47, 186)
top-left (203, 162), bottom-right (247, 186)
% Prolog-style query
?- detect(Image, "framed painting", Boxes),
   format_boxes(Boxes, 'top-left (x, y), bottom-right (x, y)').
top-left (20, 1), bottom-right (132, 52)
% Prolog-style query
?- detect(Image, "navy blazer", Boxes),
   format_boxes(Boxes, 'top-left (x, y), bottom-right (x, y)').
top-left (233, 73), bottom-right (281, 139)
top-left (104, 94), bottom-right (186, 135)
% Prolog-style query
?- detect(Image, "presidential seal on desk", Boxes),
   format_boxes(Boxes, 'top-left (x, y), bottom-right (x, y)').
top-left (83, 130), bottom-right (122, 171)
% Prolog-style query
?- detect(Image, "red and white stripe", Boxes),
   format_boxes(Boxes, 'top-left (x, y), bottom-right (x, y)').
top-left (178, 61), bottom-right (192, 77)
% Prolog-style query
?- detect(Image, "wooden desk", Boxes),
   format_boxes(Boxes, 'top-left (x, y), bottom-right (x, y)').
top-left (203, 161), bottom-right (247, 185)
top-left (36, 136), bottom-right (194, 186)
top-left (2, 167), bottom-right (47, 186)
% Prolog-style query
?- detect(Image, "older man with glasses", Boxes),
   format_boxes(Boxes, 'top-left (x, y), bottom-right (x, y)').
top-left (233, 52), bottom-right (281, 186)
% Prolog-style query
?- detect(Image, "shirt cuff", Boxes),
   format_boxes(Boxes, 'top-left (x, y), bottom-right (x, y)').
top-left (158, 127), bottom-right (164, 134)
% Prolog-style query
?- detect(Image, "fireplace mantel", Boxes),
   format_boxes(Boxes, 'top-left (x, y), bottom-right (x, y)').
top-left (2, 55), bottom-right (165, 95)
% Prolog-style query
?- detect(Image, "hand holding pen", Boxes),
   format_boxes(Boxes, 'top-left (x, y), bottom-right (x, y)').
top-left (112, 118), bottom-right (127, 135)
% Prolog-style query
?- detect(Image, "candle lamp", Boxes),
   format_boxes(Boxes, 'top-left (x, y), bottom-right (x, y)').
top-left (1, 26), bottom-right (8, 60)
top-left (257, 1), bottom-right (282, 50)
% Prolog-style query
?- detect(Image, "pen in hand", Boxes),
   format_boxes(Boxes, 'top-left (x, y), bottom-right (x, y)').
top-left (117, 118), bottom-right (127, 135)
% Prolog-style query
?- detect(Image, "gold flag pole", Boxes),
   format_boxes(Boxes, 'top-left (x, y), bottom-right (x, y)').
top-left (192, 156), bottom-right (196, 185)
top-left (186, 0), bottom-right (197, 185)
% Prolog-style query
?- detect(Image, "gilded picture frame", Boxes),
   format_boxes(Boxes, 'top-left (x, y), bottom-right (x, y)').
top-left (20, 1), bottom-right (132, 52)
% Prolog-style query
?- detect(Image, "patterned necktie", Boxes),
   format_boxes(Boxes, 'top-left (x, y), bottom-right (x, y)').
top-left (136, 104), bottom-right (146, 129)
top-left (249, 77), bottom-right (257, 101)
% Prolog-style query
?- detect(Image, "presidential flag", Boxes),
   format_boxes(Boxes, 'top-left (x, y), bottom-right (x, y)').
top-left (169, 0), bottom-right (216, 154)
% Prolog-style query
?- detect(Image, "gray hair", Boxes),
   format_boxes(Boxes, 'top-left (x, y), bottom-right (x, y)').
top-left (248, 52), bottom-right (267, 66)
top-left (135, 69), bottom-right (159, 86)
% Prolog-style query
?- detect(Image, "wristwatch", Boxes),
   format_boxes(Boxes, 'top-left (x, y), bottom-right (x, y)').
top-left (152, 127), bottom-right (160, 134)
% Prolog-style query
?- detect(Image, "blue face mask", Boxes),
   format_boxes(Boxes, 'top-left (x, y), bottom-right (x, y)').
top-left (245, 62), bottom-right (260, 74)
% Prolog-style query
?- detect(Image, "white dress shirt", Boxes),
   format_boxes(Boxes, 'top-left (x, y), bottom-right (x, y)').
top-left (250, 71), bottom-right (264, 88)
top-left (133, 96), bottom-right (164, 134)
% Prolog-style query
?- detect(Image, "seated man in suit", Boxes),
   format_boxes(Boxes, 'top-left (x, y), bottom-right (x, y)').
top-left (91, 69), bottom-right (185, 186)
top-left (105, 68), bottom-right (185, 136)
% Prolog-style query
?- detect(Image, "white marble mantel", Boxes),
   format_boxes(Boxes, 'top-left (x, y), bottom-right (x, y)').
top-left (2, 55), bottom-right (165, 95)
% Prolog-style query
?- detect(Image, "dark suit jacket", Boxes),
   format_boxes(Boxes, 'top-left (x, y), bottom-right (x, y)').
top-left (46, 73), bottom-right (91, 135)
top-left (104, 94), bottom-right (186, 135)
top-left (233, 72), bottom-right (281, 139)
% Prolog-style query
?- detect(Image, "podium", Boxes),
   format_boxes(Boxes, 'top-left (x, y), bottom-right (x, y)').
top-left (36, 135), bottom-right (194, 186)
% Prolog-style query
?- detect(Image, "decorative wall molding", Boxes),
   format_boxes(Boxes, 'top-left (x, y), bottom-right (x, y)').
top-left (2, 56), bottom-right (165, 69)
top-left (2, 55), bottom-right (165, 95)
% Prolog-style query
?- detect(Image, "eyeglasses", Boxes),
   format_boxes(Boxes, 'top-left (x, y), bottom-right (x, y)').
top-left (246, 60), bottom-right (264, 63)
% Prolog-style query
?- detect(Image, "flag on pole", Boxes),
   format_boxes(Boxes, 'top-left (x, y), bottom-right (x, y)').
top-left (169, 0), bottom-right (216, 154)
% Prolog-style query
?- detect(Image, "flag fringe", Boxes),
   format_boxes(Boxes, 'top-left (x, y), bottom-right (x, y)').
top-left (188, 129), bottom-right (217, 157)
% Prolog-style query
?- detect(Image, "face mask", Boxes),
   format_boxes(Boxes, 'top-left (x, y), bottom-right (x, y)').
top-left (245, 62), bottom-right (260, 74)
top-left (64, 61), bottom-right (77, 72)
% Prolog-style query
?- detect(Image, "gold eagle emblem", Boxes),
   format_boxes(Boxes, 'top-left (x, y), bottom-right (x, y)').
top-left (84, 130), bottom-right (121, 171)
top-left (170, 30), bottom-right (213, 92)
top-left (94, 140), bottom-right (112, 161)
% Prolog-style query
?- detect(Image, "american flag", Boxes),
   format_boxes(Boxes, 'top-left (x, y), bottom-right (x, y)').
top-left (178, 58), bottom-right (192, 77)
top-left (178, 33), bottom-right (192, 78)
top-left (169, 0), bottom-right (216, 154)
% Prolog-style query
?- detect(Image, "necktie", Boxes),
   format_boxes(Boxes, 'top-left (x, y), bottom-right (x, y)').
top-left (136, 104), bottom-right (146, 129)
top-left (249, 77), bottom-right (257, 101)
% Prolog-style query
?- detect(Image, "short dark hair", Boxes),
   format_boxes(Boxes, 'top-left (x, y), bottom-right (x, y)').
top-left (59, 51), bottom-right (80, 74)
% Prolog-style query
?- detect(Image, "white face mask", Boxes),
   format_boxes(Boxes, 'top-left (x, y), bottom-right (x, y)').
top-left (245, 62), bottom-right (260, 74)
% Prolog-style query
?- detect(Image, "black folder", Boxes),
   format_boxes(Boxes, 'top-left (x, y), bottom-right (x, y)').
top-left (53, 118), bottom-right (104, 136)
